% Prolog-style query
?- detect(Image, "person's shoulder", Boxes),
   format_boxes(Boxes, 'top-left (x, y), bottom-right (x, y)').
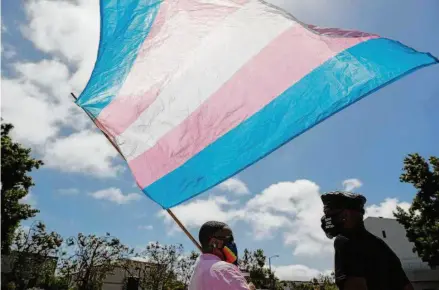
top-left (211, 261), bottom-right (246, 278)
top-left (364, 231), bottom-right (400, 257)
top-left (210, 262), bottom-right (247, 282)
top-left (211, 260), bottom-right (239, 272)
top-left (210, 262), bottom-right (250, 289)
top-left (364, 231), bottom-right (392, 249)
top-left (334, 234), bottom-right (353, 250)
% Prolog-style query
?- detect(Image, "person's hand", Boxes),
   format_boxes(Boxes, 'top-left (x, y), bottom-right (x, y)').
top-left (248, 282), bottom-right (256, 290)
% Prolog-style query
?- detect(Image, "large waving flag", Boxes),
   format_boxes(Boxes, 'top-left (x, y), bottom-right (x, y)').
top-left (77, 0), bottom-right (437, 209)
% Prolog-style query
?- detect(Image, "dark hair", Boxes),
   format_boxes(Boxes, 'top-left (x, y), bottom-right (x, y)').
top-left (199, 221), bottom-right (228, 248)
top-left (321, 191), bottom-right (366, 214)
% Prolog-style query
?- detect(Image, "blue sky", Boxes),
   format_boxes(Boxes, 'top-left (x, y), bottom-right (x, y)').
top-left (2, 0), bottom-right (438, 281)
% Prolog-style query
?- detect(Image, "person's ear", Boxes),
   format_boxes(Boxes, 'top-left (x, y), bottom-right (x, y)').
top-left (208, 238), bottom-right (215, 249)
top-left (209, 237), bottom-right (221, 249)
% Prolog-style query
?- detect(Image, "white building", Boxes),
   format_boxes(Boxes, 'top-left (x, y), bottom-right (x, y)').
top-left (364, 217), bottom-right (439, 290)
top-left (68, 258), bottom-right (153, 290)
top-left (101, 259), bottom-right (152, 290)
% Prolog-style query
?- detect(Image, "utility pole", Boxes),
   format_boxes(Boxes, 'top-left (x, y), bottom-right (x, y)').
top-left (268, 255), bottom-right (279, 290)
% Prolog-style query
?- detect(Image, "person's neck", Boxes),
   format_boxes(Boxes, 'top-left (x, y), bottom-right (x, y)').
top-left (343, 223), bottom-right (366, 238)
top-left (203, 250), bottom-right (224, 261)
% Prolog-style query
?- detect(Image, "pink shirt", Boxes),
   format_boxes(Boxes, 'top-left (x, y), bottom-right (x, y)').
top-left (189, 254), bottom-right (250, 290)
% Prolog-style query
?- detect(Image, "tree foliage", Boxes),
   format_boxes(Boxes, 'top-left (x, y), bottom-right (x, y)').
top-left (240, 249), bottom-right (337, 290)
top-left (4, 222), bottom-right (63, 290)
top-left (176, 250), bottom-right (199, 287)
top-left (1, 123), bottom-right (43, 254)
top-left (280, 272), bottom-right (336, 290)
top-left (132, 242), bottom-right (183, 290)
top-left (239, 248), bottom-right (282, 290)
top-left (123, 242), bottom-right (199, 290)
top-left (239, 248), bottom-right (253, 273)
top-left (59, 232), bottom-right (133, 290)
top-left (313, 272), bottom-right (337, 290)
top-left (394, 153), bottom-right (439, 267)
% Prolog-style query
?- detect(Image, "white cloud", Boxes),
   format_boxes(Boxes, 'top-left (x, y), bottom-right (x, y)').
top-left (365, 198), bottom-right (411, 219)
top-left (249, 181), bottom-right (332, 256)
top-left (159, 196), bottom-right (238, 230)
top-left (90, 187), bottom-right (142, 205)
top-left (273, 264), bottom-right (322, 281)
top-left (246, 181), bottom-right (316, 213)
top-left (14, 59), bottom-right (71, 98)
top-left (218, 178), bottom-right (250, 195)
top-left (22, 0), bottom-right (99, 64)
top-left (21, 0), bottom-right (100, 94)
top-left (57, 188), bottom-right (80, 195)
top-left (1, 0), bottom-right (120, 179)
top-left (1, 78), bottom-right (64, 145)
top-left (161, 180), bottom-right (332, 256)
top-left (239, 210), bottom-right (292, 240)
top-left (239, 181), bottom-right (314, 243)
top-left (163, 179), bottom-right (410, 258)
top-left (2, 43), bottom-right (17, 59)
top-left (342, 178), bottom-right (363, 191)
top-left (138, 225), bottom-right (153, 230)
top-left (44, 130), bottom-right (124, 178)
top-left (2, 45), bottom-right (90, 147)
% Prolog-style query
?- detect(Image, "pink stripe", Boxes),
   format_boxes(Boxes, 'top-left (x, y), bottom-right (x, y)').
top-left (138, 0), bottom-right (244, 57)
top-left (129, 25), bottom-right (378, 188)
top-left (137, 1), bottom-right (169, 57)
top-left (95, 1), bottom-right (168, 136)
top-left (96, 0), bottom-right (248, 135)
top-left (96, 82), bottom-right (163, 136)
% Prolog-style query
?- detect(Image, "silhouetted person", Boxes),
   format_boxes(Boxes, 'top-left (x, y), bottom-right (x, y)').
top-left (320, 191), bottom-right (414, 290)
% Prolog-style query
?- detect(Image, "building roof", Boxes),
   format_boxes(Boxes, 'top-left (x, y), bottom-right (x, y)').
top-left (364, 216), bottom-right (396, 221)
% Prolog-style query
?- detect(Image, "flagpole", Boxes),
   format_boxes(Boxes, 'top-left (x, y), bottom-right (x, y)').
top-left (70, 93), bottom-right (202, 252)
top-left (166, 209), bottom-right (202, 251)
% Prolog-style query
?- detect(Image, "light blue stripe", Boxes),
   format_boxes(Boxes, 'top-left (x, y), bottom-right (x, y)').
top-left (76, 0), bottom-right (162, 118)
top-left (144, 38), bottom-right (437, 209)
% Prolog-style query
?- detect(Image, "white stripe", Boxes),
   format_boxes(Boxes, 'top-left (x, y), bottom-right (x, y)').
top-left (117, 0), bottom-right (294, 160)
top-left (117, 2), bottom-right (228, 98)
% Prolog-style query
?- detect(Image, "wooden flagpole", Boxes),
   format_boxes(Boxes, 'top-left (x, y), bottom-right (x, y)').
top-left (70, 93), bottom-right (202, 252)
top-left (166, 209), bottom-right (202, 251)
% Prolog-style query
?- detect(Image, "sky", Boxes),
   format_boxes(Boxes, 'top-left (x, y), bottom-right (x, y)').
top-left (1, 0), bottom-right (439, 282)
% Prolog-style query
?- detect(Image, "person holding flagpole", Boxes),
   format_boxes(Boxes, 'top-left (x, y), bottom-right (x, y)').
top-left (189, 221), bottom-right (255, 290)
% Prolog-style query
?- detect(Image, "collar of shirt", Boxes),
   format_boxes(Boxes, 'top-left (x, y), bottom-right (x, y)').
top-left (200, 253), bottom-right (222, 261)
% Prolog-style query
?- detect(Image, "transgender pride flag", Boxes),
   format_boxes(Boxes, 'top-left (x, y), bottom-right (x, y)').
top-left (76, 0), bottom-right (437, 209)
